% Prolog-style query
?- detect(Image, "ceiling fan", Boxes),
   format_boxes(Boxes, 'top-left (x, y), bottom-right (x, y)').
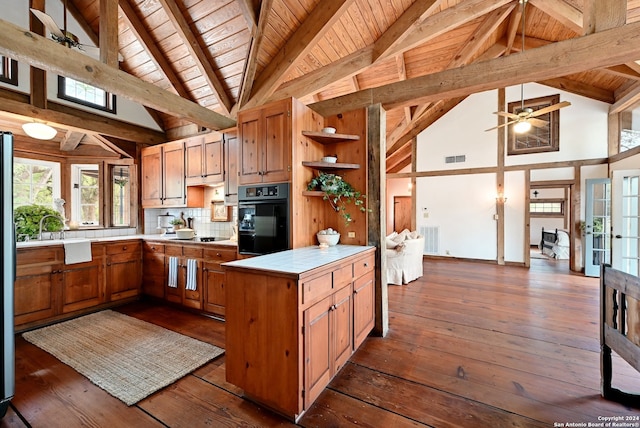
top-left (485, 0), bottom-right (570, 133)
top-left (30, 2), bottom-right (101, 58)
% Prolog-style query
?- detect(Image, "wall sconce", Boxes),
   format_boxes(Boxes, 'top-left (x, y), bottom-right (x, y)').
top-left (496, 194), bottom-right (507, 204)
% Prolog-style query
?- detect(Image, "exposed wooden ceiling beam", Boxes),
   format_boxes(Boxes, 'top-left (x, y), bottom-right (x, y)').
top-left (0, 18), bottom-right (236, 131)
top-left (528, 0), bottom-right (582, 34)
top-left (59, 130), bottom-right (84, 151)
top-left (0, 87), bottom-right (166, 144)
top-left (118, 0), bottom-right (191, 100)
top-left (90, 134), bottom-right (133, 158)
top-left (373, 0), bottom-right (442, 60)
top-left (395, 55), bottom-right (411, 124)
top-left (99, 0), bottom-right (118, 67)
top-left (309, 21), bottom-right (640, 116)
top-left (14, 137), bottom-right (120, 159)
top-left (610, 81), bottom-right (640, 114)
top-left (583, 0), bottom-right (627, 34)
top-left (268, 0), bottom-right (512, 104)
top-left (236, 0), bottom-right (274, 111)
top-left (158, 0), bottom-right (232, 116)
top-left (504, 5), bottom-right (524, 54)
top-left (65, 0), bottom-right (99, 46)
top-left (244, 0), bottom-right (355, 110)
top-left (538, 77), bottom-right (615, 103)
top-left (236, 0), bottom-right (257, 32)
top-left (448, 3), bottom-right (515, 68)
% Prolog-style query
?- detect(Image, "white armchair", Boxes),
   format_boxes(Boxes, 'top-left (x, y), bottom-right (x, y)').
top-left (386, 230), bottom-right (424, 285)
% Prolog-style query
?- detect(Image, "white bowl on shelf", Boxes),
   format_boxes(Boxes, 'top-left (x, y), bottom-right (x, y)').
top-left (321, 127), bottom-right (336, 134)
top-left (317, 232), bottom-right (340, 246)
top-left (321, 156), bottom-right (337, 163)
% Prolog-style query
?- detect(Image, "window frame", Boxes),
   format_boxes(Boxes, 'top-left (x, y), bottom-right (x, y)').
top-left (508, 94), bottom-right (560, 156)
top-left (529, 198), bottom-right (565, 217)
top-left (0, 56), bottom-right (18, 86)
top-left (70, 164), bottom-right (101, 226)
top-left (13, 157), bottom-right (61, 209)
top-left (57, 76), bottom-right (117, 114)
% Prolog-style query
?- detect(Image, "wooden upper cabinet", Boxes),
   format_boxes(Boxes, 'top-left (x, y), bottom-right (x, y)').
top-left (224, 129), bottom-right (238, 203)
top-left (141, 141), bottom-right (186, 208)
top-left (238, 98), bottom-right (292, 185)
top-left (141, 145), bottom-right (163, 207)
top-left (162, 141), bottom-right (186, 206)
top-left (185, 132), bottom-right (224, 186)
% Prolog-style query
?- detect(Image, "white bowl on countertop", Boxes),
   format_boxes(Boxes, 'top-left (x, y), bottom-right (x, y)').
top-left (321, 127), bottom-right (336, 134)
top-left (176, 228), bottom-right (195, 239)
top-left (317, 232), bottom-right (340, 246)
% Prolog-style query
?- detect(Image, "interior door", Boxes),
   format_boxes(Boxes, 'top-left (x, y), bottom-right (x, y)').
top-left (393, 196), bottom-right (412, 232)
top-left (584, 178), bottom-right (611, 277)
top-left (612, 170), bottom-right (640, 275)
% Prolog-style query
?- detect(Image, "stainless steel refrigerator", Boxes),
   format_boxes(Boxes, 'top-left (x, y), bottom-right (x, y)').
top-left (0, 132), bottom-right (14, 418)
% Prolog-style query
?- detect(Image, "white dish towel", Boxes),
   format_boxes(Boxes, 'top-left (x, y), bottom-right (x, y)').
top-left (186, 259), bottom-right (197, 291)
top-left (167, 256), bottom-right (178, 288)
top-left (63, 239), bottom-right (92, 264)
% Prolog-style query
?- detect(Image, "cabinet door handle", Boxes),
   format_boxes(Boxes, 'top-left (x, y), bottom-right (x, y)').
top-left (363, 262), bottom-right (369, 267)
top-left (353, 289), bottom-right (359, 294)
top-left (202, 267), bottom-right (208, 272)
top-left (123, 246), bottom-right (127, 251)
top-left (216, 253), bottom-right (221, 257)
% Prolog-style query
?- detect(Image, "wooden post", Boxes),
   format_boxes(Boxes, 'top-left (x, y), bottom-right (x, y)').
top-left (497, 88), bottom-right (505, 265)
top-left (29, 0), bottom-right (47, 109)
top-left (368, 104), bottom-right (388, 337)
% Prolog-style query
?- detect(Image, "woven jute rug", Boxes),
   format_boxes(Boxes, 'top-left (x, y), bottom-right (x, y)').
top-left (22, 310), bottom-right (224, 406)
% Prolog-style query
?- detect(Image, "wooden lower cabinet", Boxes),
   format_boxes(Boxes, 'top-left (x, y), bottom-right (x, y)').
top-left (225, 247), bottom-right (375, 421)
top-left (14, 241), bottom-right (142, 331)
top-left (106, 241), bottom-right (142, 301)
top-left (303, 283), bottom-right (352, 408)
top-left (158, 243), bottom-right (236, 313)
top-left (15, 247), bottom-right (63, 327)
top-left (142, 242), bottom-right (165, 298)
top-left (202, 247), bottom-right (236, 318)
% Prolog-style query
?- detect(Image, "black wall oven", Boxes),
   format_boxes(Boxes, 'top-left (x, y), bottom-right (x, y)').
top-left (238, 183), bottom-right (290, 256)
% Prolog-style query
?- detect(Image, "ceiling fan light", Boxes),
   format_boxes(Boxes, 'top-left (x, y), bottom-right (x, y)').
top-left (22, 122), bottom-right (57, 140)
top-left (513, 120), bottom-right (531, 134)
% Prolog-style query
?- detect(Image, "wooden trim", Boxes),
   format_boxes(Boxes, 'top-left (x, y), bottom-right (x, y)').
top-left (524, 172), bottom-right (530, 268)
top-left (571, 166), bottom-right (581, 272)
top-left (608, 144), bottom-right (640, 163)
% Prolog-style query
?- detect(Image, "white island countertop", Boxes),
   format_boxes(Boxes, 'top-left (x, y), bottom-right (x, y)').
top-left (223, 244), bottom-right (374, 275)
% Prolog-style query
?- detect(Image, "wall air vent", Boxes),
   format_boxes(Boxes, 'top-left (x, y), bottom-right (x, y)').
top-left (444, 155), bottom-right (466, 164)
top-left (419, 226), bottom-right (439, 254)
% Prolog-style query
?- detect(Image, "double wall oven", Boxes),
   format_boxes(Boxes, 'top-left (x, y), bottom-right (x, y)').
top-left (238, 183), bottom-right (290, 256)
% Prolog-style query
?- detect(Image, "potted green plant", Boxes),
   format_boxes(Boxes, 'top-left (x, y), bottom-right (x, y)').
top-left (169, 218), bottom-right (184, 229)
top-left (14, 204), bottom-right (65, 241)
top-left (307, 172), bottom-right (369, 226)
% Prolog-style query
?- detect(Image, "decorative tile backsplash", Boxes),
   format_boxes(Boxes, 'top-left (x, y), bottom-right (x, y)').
top-left (144, 206), bottom-right (238, 238)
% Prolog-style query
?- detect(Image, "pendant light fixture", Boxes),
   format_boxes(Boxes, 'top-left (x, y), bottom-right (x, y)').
top-left (22, 122), bottom-right (57, 140)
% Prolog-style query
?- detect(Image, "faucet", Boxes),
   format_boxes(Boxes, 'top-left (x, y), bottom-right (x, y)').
top-left (39, 215), bottom-right (65, 240)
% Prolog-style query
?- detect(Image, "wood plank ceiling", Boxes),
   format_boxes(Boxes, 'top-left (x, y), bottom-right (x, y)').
top-left (1, 0), bottom-right (640, 170)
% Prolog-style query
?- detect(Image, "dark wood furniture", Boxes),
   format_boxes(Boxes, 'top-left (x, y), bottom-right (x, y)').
top-left (600, 264), bottom-right (640, 407)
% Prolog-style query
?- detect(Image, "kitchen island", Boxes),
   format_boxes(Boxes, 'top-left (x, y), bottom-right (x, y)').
top-left (223, 244), bottom-right (376, 422)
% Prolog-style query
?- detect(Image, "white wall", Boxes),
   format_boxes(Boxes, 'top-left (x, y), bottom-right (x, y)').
top-left (407, 84), bottom-right (610, 263)
top-left (416, 174), bottom-right (497, 260)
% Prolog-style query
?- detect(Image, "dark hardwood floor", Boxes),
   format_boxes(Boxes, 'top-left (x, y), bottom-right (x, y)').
top-left (3, 258), bottom-right (639, 427)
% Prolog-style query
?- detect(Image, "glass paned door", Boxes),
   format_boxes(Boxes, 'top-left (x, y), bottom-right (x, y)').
top-left (584, 178), bottom-right (611, 277)
top-left (612, 171), bottom-right (640, 275)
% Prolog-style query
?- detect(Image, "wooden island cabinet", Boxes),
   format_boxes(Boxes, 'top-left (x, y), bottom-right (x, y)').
top-left (223, 245), bottom-right (375, 421)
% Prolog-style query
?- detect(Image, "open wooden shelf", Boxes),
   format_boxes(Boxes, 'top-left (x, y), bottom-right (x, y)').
top-left (302, 190), bottom-right (326, 197)
top-left (302, 161), bottom-right (360, 170)
top-left (302, 131), bottom-right (360, 144)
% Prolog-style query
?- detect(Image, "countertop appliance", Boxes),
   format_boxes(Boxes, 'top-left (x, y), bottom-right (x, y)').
top-left (238, 183), bottom-right (289, 255)
top-left (157, 212), bottom-right (175, 236)
top-left (0, 132), bottom-right (15, 418)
